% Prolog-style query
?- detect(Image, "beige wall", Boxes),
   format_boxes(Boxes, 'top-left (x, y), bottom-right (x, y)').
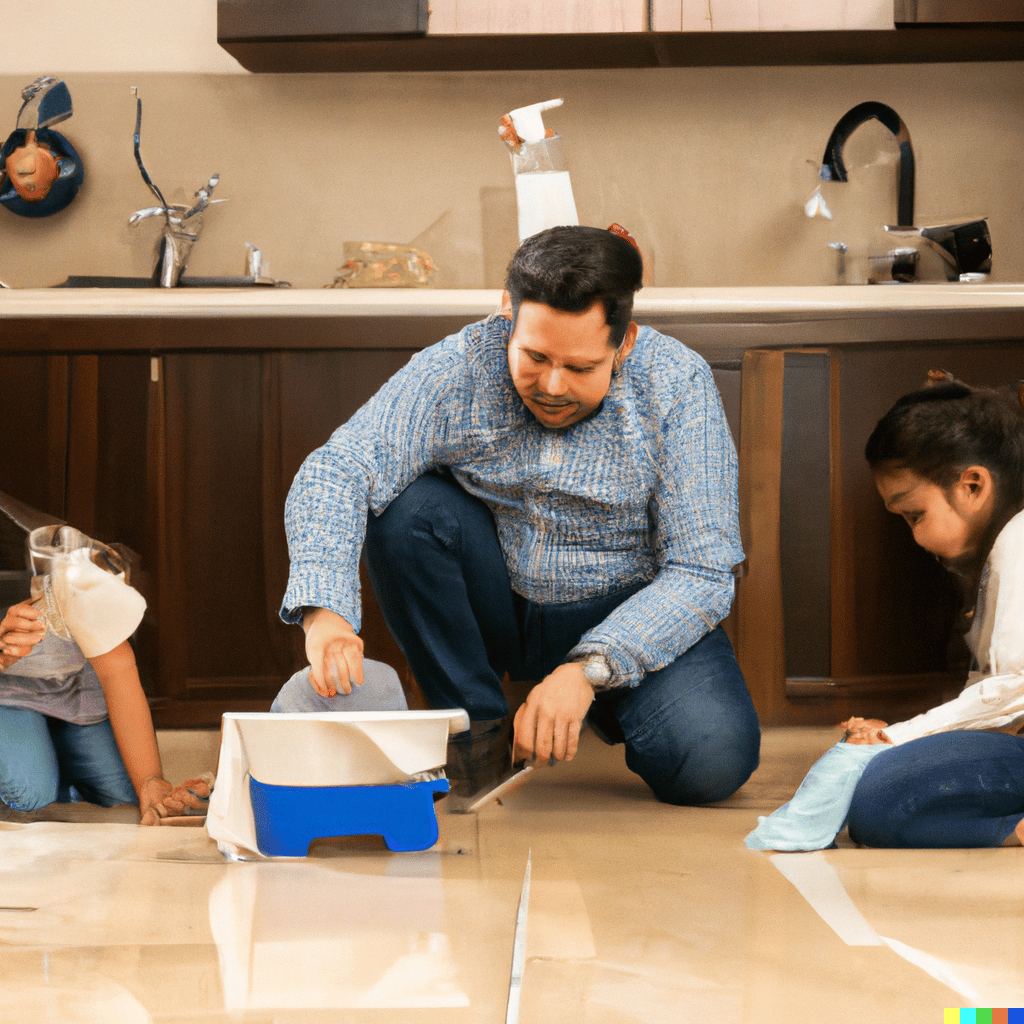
top-left (0, 61), bottom-right (1021, 289)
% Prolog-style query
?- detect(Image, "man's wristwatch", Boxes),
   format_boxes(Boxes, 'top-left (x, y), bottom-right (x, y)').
top-left (575, 654), bottom-right (613, 689)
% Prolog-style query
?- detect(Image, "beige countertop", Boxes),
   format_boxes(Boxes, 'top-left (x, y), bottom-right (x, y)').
top-left (2, 284), bottom-right (1024, 319)
top-left (2, 285), bottom-right (1022, 362)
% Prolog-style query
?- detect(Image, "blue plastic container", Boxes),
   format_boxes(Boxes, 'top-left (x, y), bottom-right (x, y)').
top-left (248, 776), bottom-right (450, 856)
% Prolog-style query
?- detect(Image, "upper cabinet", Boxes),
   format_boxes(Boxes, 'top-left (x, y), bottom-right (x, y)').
top-left (426, 1), bottom-right (647, 34)
top-left (217, 0), bottom-right (1024, 72)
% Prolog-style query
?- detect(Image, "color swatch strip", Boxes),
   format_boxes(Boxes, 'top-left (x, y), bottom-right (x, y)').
top-left (944, 1011), bottom-right (1024, 1023)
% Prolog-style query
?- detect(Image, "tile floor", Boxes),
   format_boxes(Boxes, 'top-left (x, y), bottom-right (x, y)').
top-left (1, 725), bottom-right (1021, 1023)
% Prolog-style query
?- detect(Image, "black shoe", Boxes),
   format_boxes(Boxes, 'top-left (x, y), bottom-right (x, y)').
top-left (445, 718), bottom-right (510, 796)
top-left (445, 718), bottom-right (533, 812)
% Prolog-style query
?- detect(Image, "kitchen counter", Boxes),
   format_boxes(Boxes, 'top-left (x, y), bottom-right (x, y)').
top-left (3, 284), bottom-right (1023, 363)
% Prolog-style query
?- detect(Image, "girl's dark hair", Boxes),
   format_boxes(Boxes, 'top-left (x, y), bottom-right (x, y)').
top-left (505, 225), bottom-right (644, 348)
top-left (865, 380), bottom-right (1024, 509)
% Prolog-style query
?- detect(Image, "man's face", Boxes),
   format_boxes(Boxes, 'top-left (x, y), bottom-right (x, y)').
top-left (507, 299), bottom-right (636, 429)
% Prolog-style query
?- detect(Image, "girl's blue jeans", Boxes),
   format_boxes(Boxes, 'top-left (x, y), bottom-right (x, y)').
top-left (362, 472), bottom-right (761, 806)
top-left (848, 730), bottom-right (1024, 847)
top-left (0, 705), bottom-right (135, 811)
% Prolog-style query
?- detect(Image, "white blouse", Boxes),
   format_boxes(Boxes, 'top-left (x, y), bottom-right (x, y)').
top-left (885, 508), bottom-right (1024, 744)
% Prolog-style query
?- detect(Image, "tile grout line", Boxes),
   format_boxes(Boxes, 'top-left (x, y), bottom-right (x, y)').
top-left (506, 848), bottom-right (532, 1024)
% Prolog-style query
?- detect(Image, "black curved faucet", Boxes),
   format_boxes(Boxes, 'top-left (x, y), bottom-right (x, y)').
top-left (819, 101), bottom-right (915, 229)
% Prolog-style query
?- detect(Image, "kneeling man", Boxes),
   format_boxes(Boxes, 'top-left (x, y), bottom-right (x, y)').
top-left (277, 225), bottom-right (760, 806)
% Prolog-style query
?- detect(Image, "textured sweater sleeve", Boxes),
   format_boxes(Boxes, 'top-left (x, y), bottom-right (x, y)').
top-left (885, 510), bottom-right (1024, 744)
top-left (280, 339), bottom-right (465, 631)
top-left (568, 359), bottom-right (743, 686)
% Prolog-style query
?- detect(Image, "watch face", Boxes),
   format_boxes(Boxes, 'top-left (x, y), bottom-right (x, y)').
top-left (583, 658), bottom-right (611, 685)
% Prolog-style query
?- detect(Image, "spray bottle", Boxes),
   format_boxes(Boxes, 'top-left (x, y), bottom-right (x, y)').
top-left (498, 98), bottom-right (578, 242)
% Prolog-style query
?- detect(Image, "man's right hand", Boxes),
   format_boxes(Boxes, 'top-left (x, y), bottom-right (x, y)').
top-left (302, 607), bottom-right (364, 697)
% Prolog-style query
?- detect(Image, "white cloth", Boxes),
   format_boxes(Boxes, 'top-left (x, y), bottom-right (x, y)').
top-left (48, 550), bottom-right (146, 659)
top-left (26, 526), bottom-right (146, 659)
top-left (745, 742), bottom-right (886, 851)
top-left (885, 508), bottom-right (1024, 744)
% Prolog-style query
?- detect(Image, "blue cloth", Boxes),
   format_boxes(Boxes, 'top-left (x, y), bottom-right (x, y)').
top-left (282, 316), bottom-right (743, 689)
top-left (745, 741), bottom-right (886, 851)
top-left (847, 731), bottom-right (1024, 848)
top-left (361, 472), bottom-right (760, 806)
top-left (0, 704), bottom-right (135, 811)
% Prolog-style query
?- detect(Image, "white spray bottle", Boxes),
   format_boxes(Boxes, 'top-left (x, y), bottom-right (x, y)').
top-left (499, 98), bottom-right (579, 242)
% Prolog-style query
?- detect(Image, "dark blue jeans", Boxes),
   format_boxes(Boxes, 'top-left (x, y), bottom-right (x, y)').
top-left (363, 473), bottom-right (760, 805)
top-left (847, 731), bottom-right (1024, 848)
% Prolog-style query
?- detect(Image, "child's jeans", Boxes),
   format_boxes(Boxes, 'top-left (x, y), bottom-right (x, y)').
top-left (0, 705), bottom-right (135, 811)
top-left (848, 730), bottom-right (1024, 847)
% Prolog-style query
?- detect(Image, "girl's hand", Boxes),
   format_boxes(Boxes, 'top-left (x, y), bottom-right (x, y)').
top-left (138, 776), bottom-right (175, 825)
top-left (137, 775), bottom-right (211, 825)
top-left (839, 717), bottom-right (892, 745)
top-left (0, 599), bottom-right (46, 668)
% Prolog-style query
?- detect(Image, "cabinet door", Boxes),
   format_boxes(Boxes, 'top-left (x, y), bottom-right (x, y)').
top-left (666, 0), bottom-right (892, 30)
top-left (427, 0), bottom-right (646, 33)
top-left (735, 341), bottom-right (1022, 726)
top-left (149, 348), bottom-right (420, 718)
top-left (0, 351), bottom-right (156, 683)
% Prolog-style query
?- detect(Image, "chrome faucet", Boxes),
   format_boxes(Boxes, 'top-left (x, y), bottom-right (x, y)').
top-left (819, 101), bottom-right (915, 228)
top-left (128, 93), bottom-right (223, 287)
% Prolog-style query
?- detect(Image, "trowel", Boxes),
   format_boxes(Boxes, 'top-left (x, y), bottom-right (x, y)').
top-left (447, 759), bottom-right (535, 814)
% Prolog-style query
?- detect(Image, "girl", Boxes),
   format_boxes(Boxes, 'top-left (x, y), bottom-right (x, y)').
top-left (747, 375), bottom-right (1024, 850)
top-left (842, 376), bottom-right (1024, 848)
top-left (0, 526), bottom-right (208, 824)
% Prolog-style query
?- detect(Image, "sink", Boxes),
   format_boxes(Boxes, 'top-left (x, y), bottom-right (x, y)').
top-left (52, 275), bottom-right (288, 288)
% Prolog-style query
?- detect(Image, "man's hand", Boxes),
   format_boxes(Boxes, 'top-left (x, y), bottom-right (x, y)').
top-left (0, 598), bottom-right (45, 669)
top-left (513, 662), bottom-right (595, 763)
top-left (303, 607), bottom-right (364, 698)
top-left (839, 717), bottom-right (892, 745)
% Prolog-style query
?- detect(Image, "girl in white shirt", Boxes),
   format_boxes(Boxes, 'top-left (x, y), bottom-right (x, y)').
top-left (845, 378), bottom-right (1024, 847)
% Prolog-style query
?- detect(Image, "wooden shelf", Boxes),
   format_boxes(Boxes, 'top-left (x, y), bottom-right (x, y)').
top-left (218, 26), bottom-right (1024, 73)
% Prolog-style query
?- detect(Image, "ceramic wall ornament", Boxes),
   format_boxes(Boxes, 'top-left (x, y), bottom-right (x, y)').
top-left (0, 77), bottom-right (84, 218)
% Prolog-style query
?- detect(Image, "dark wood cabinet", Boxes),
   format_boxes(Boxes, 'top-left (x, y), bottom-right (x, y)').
top-left (1, 292), bottom-right (1021, 726)
top-left (734, 340), bottom-right (1024, 725)
top-left (0, 323), bottom-right (429, 723)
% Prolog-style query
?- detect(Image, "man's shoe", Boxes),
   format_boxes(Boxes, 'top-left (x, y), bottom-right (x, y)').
top-left (445, 718), bottom-right (532, 812)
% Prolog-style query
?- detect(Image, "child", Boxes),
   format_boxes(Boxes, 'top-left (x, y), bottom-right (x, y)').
top-left (747, 375), bottom-right (1024, 850)
top-left (0, 525), bottom-right (208, 824)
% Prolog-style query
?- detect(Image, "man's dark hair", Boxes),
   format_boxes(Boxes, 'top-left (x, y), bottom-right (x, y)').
top-left (504, 226), bottom-right (644, 348)
top-left (865, 380), bottom-right (1024, 509)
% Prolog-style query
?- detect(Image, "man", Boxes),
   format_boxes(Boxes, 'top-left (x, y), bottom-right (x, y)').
top-left (278, 225), bottom-right (760, 805)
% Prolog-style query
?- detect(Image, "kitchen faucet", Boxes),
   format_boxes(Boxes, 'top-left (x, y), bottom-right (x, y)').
top-left (816, 101), bottom-right (991, 282)
top-left (819, 101), bottom-right (915, 228)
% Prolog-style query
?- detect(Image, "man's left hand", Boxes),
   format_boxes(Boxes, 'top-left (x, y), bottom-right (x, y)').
top-left (513, 663), bottom-right (595, 763)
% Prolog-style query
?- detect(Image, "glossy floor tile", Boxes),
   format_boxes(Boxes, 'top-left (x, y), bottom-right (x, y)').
top-left (2, 726), bottom-right (1022, 1022)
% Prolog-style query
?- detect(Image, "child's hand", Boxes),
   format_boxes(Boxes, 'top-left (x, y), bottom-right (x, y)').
top-left (0, 599), bottom-right (46, 668)
top-left (138, 775), bottom-right (212, 825)
top-left (838, 717), bottom-right (892, 745)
